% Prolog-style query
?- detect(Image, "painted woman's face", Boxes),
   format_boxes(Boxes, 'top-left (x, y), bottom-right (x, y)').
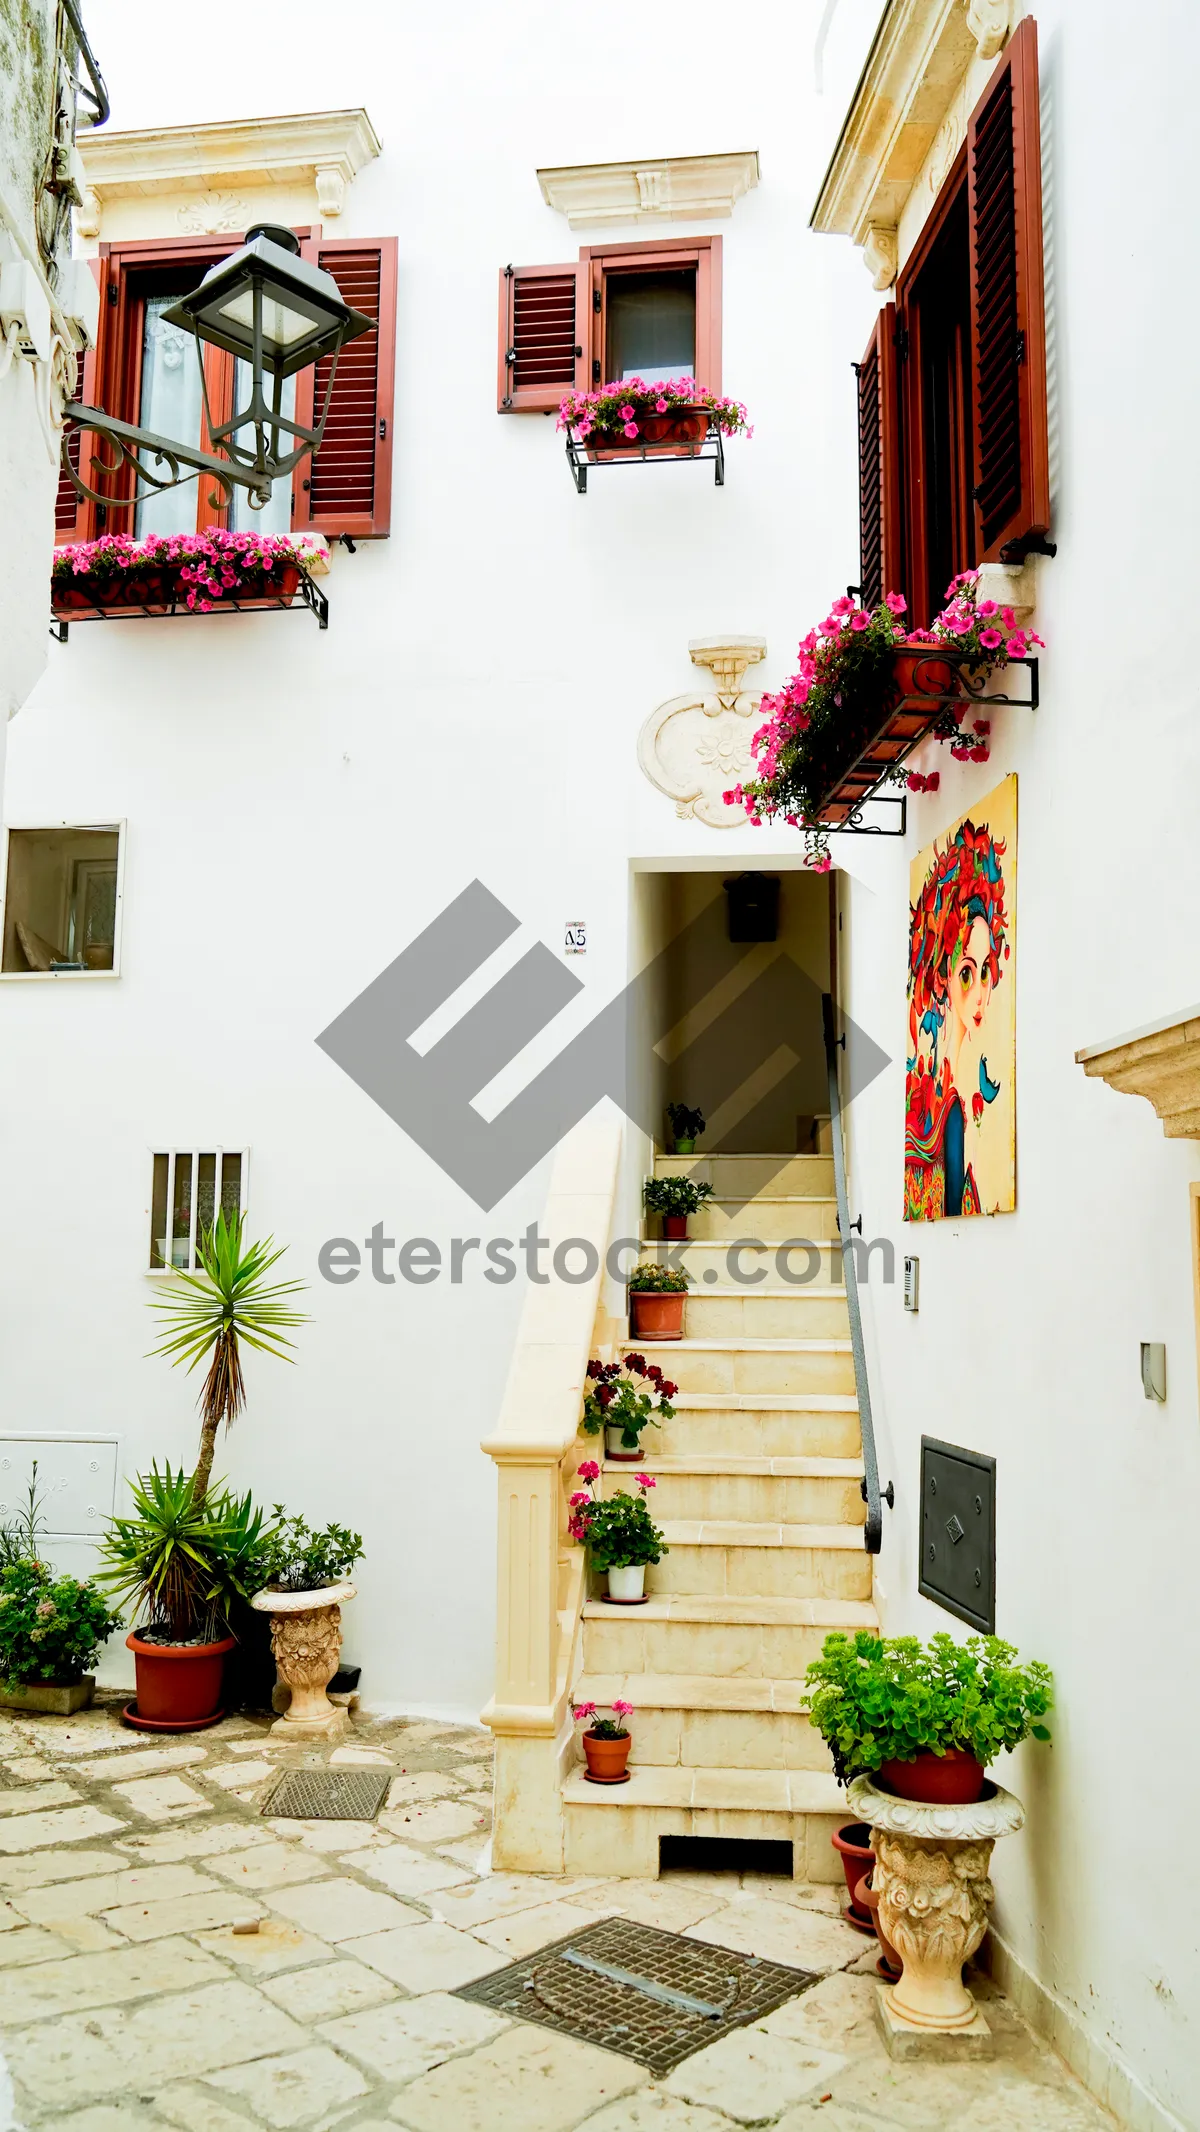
top-left (950, 915), bottom-right (993, 1037)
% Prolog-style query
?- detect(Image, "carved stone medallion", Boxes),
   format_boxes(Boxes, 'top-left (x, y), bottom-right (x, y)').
top-left (638, 637), bottom-right (767, 828)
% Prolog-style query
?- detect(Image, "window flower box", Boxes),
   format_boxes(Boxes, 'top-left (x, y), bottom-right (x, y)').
top-left (725, 577), bottom-right (1042, 864)
top-left (52, 531), bottom-right (309, 621)
top-left (558, 377), bottom-right (750, 490)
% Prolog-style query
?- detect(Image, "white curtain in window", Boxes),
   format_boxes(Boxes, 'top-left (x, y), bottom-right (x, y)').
top-left (135, 296), bottom-right (204, 538)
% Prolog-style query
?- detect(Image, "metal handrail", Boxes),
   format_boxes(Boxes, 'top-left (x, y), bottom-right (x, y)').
top-left (822, 992), bottom-right (893, 1554)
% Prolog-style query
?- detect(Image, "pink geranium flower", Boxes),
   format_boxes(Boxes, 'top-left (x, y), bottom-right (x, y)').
top-left (577, 1460), bottom-right (600, 1483)
top-left (612, 1699), bottom-right (635, 1718)
top-left (884, 591), bottom-right (907, 613)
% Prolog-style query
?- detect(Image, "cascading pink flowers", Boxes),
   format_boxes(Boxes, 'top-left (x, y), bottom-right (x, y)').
top-left (52, 529), bottom-right (304, 613)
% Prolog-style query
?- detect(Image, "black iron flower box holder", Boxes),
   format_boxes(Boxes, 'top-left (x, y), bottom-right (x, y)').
top-left (815, 650), bottom-right (1039, 836)
top-left (49, 569), bottom-right (329, 641)
top-left (565, 420), bottom-right (724, 496)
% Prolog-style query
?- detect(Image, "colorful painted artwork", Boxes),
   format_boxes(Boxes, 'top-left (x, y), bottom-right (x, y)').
top-left (905, 774), bottom-right (1016, 1221)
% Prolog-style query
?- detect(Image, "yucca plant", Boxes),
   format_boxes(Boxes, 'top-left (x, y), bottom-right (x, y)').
top-left (99, 1464), bottom-right (273, 1642)
top-left (146, 1208), bottom-right (309, 1504)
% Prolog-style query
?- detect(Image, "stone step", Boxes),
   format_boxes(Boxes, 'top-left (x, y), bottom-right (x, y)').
top-left (560, 1763), bottom-right (847, 1880)
top-left (680, 1288), bottom-right (851, 1340)
top-left (600, 1455), bottom-right (865, 1527)
top-left (654, 1154), bottom-right (835, 1195)
top-left (633, 1338), bottom-right (856, 1398)
top-left (686, 1197), bottom-right (841, 1242)
top-left (640, 1237), bottom-right (843, 1280)
top-left (656, 1394), bottom-right (861, 1460)
top-left (574, 1671), bottom-right (832, 1771)
top-left (581, 1592), bottom-right (877, 1681)
top-left (643, 1518), bottom-right (871, 1602)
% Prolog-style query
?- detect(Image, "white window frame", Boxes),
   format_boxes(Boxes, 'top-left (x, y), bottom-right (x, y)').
top-left (146, 1147), bottom-right (250, 1276)
top-left (0, 819), bottom-right (127, 980)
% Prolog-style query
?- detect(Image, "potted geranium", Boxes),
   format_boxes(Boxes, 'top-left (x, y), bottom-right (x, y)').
top-left (643, 1173), bottom-right (714, 1240)
top-left (803, 1629), bottom-right (1052, 1804)
top-left (582, 1354), bottom-right (677, 1461)
top-left (558, 377), bottom-right (750, 462)
top-left (667, 1101), bottom-right (705, 1154)
top-left (247, 1509), bottom-right (364, 1738)
top-left (628, 1261), bottom-right (690, 1341)
top-left (725, 576), bottom-right (1043, 867)
top-left (572, 1697), bottom-right (635, 1783)
top-left (569, 1469), bottom-right (667, 1603)
top-left (99, 1464), bottom-right (271, 1731)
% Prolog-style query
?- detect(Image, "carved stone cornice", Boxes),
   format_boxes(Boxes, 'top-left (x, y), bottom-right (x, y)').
top-left (76, 109), bottom-right (381, 238)
top-left (810, 0), bottom-right (1013, 284)
top-left (1076, 1010), bottom-right (1200, 1139)
top-left (638, 638), bottom-right (767, 828)
top-left (538, 151), bottom-right (759, 229)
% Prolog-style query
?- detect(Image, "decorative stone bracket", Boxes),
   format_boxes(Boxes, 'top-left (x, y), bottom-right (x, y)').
top-left (638, 637), bottom-right (767, 828)
top-left (1076, 1009), bottom-right (1200, 1138)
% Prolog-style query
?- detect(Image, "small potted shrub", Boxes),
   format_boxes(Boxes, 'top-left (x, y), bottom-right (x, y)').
top-left (569, 1469), bottom-right (667, 1603)
top-left (803, 1629), bottom-right (1052, 1804)
top-left (643, 1173), bottom-right (714, 1240)
top-left (100, 1464), bottom-right (270, 1731)
top-left (666, 1101), bottom-right (705, 1155)
top-left (628, 1261), bottom-right (690, 1341)
top-left (582, 1354), bottom-right (677, 1462)
top-left (572, 1697), bottom-right (635, 1784)
top-left (0, 1475), bottom-right (123, 1717)
top-left (248, 1510), bottom-right (364, 1738)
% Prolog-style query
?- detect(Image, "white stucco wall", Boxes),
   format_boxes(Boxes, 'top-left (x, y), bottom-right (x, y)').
top-left (819, 3), bottom-right (1200, 2124)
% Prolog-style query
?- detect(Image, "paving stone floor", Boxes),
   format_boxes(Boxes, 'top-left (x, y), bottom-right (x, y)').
top-left (0, 1699), bottom-right (1118, 2130)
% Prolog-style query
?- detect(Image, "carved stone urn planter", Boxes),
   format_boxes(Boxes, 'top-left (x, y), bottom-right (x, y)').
top-left (847, 1773), bottom-right (1024, 2053)
top-left (250, 1581), bottom-right (356, 1740)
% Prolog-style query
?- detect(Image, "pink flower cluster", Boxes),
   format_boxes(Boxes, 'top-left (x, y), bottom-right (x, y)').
top-left (557, 377), bottom-right (752, 442)
top-left (52, 529), bottom-right (302, 614)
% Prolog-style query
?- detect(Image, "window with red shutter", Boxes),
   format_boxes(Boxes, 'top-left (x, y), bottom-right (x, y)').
top-left (294, 237), bottom-right (396, 538)
top-left (497, 262), bottom-right (586, 412)
top-left (855, 304), bottom-right (903, 610)
top-left (967, 16), bottom-right (1050, 563)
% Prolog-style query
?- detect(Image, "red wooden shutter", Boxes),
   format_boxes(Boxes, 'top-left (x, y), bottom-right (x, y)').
top-left (294, 237), bottom-right (396, 538)
top-left (855, 304), bottom-right (903, 610)
top-left (54, 262), bottom-right (105, 545)
top-left (497, 262), bottom-right (586, 412)
top-left (967, 16), bottom-right (1050, 563)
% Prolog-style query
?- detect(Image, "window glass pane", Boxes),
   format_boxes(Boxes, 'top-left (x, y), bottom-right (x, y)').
top-left (606, 270), bottom-right (696, 384)
top-left (228, 362), bottom-right (297, 536)
top-left (2, 828), bottom-right (119, 973)
top-left (135, 296), bottom-right (204, 538)
top-left (196, 1153), bottom-right (217, 1248)
top-left (150, 1154), bottom-right (169, 1270)
top-left (220, 1152), bottom-right (243, 1225)
top-left (171, 1155), bottom-right (193, 1270)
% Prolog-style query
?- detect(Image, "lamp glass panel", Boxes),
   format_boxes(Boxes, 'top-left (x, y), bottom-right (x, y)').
top-left (228, 361), bottom-right (297, 533)
top-left (135, 294), bottom-right (204, 537)
top-left (217, 286), bottom-right (315, 349)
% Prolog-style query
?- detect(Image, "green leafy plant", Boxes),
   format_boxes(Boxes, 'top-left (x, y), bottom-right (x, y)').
top-left (0, 1559), bottom-right (123, 1689)
top-left (643, 1175), bottom-right (714, 1218)
top-left (628, 1261), bottom-right (690, 1294)
top-left (802, 1630), bottom-right (1053, 1787)
top-left (0, 1464), bottom-right (47, 1571)
top-left (147, 1207), bottom-right (309, 1503)
top-left (568, 1473), bottom-right (668, 1572)
top-left (248, 1508), bottom-right (364, 1594)
top-left (99, 1464), bottom-right (273, 1643)
top-left (581, 1357), bottom-right (677, 1448)
top-left (666, 1102), bottom-right (705, 1143)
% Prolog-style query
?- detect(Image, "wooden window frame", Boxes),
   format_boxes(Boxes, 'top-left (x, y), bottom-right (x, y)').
top-left (0, 819), bottom-right (127, 981)
top-left (580, 233), bottom-right (721, 393)
top-left (856, 302), bottom-right (904, 612)
top-left (146, 1148), bottom-right (249, 1275)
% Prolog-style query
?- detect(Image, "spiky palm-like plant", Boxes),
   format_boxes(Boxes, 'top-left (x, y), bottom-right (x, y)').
top-left (147, 1208), bottom-right (309, 1504)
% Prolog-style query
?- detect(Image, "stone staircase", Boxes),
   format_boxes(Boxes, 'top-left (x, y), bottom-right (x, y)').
top-left (561, 1151), bottom-right (876, 1881)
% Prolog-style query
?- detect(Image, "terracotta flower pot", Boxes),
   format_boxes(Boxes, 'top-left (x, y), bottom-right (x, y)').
top-left (582, 1729), bottom-right (632, 1783)
top-left (855, 1869), bottom-right (903, 1980)
top-left (831, 1820), bottom-right (876, 1923)
top-left (51, 583), bottom-right (94, 612)
top-left (269, 562), bottom-right (301, 604)
top-left (638, 408), bottom-right (710, 446)
top-left (630, 1290), bottom-right (685, 1340)
top-left (877, 1748), bottom-right (985, 1804)
top-left (890, 645), bottom-right (962, 703)
top-left (125, 1630), bottom-right (236, 1732)
top-left (662, 1214), bottom-right (688, 1239)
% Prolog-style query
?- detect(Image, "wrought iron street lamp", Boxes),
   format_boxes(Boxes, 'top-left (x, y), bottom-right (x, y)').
top-left (64, 223), bottom-right (374, 513)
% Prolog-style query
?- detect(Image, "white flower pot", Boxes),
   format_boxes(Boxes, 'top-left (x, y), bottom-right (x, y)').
top-left (607, 1563), bottom-right (646, 1602)
top-left (605, 1425), bottom-right (643, 1461)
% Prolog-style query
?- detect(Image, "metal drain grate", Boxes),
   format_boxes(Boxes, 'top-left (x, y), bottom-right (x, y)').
top-left (264, 1768), bottom-right (390, 1821)
top-left (456, 1916), bottom-right (816, 2076)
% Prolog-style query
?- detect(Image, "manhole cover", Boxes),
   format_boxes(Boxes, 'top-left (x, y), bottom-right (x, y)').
top-left (264, 1768), bottom-right (390, 1821)
top-left (456, 1915), bottom-right (816, 2075)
